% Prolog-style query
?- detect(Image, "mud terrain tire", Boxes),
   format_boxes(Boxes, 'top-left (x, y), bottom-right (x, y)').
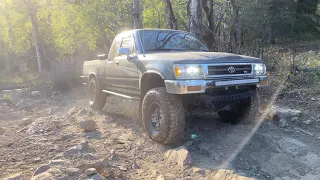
top-left (88, 78), bottom-right (107, 110)
top-left (142, 87), bottom-right (185, 144)
top-left (218, 90), bottom-right (260, 124)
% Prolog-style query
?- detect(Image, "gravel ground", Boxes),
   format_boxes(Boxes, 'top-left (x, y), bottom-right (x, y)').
top-left (0, 85), bottom-right (320, 180)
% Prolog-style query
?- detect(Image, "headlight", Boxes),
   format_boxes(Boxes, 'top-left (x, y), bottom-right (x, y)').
top-left (173, 64), bottom-right (203, 79)
top-left (253, 64), bottom-right (266, 75)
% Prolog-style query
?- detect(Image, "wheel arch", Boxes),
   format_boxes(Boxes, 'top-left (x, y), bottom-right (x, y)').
top-left (140, 71), bottom-right (166, 96)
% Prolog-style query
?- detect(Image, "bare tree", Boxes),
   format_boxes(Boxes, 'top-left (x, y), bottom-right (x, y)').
top-left (164, 0), bottom-right (178, 29)
top-left (133, 0), bottom-right (142, 29)
top-left (189, 0), bottom-right (203, 40)
top-left (22, 0), bottom-right (43, 72)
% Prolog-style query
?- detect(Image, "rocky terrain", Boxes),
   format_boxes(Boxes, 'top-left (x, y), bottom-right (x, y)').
top-left (0, 81), bottom-right (320, 179)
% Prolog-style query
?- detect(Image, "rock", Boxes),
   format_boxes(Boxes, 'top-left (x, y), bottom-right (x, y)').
top-left (89, 173), bottom-right (104, 180)
top-left (192, 167), bottom-right (205, 175)
top-left (299, 153), bottom-right (320, 169)
top-left (164, 146), bottom-right (192, 167)
top-left (85, 168), bottom-right (98, 176)
top-left (31, 172), bottom-right (54, 180)
top-left (63, 141), bottom-right (89, 158)
top-left (132, 160), bottom-right (140, 169)
top-left (277, 137), bottom-right (309, 156)
top-left (47, 107), bottom-right (60, 115)
top-left (49, 159), bottom-right (71, 166)
top-left (3, 173), bottom-right (23, 180)
top-left (16, 127), bottom-right (28, 133)
top-left (271, 106), bottom-right (301, 120)
top-left (32, 168), bottom-right (61, 180)
top-left (34, 165), bottom-right (50, 176)
top-left (184, 140), bottom-right (193, 147)
top-left (294, 127), bottom-right (314, 136)
top-left (303, 120), bottom-right (312, 125)
top-left (157, 175), bottom-right (165, 180)
top-left (291, 117), bottom-right (299, 122)
top-left (33, 157), bottom-right (41, 163)
top-left (0, 127), bottom-right (4, 135)
top-left (79, 120), bottom-right (97, 131)
top-left (20, 118), bottom-right (32, 126)
top-left (213, 169), bottom-right (253, 180)
top-left (82, 153), bottom-right (99, 160)
top-left (66, 168), bottom-right (80, 176)
top-left (316, 136), bottom-right (320, 140)
top-left (279, 119), bottom-right (288, 128)
top-left (311, 97), bottom-right (316, 101)
top-left (92, 158), bottom-right (111, 172)
top-left (119, 166), bottom-right (127, 171)
top-left (31, 91), bottom-right (40, 97)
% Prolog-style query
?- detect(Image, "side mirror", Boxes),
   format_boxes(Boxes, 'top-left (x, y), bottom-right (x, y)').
top-left (118, 48), bottom-right (131, 60)
top-left (98, 54), bottom-right (107, 60)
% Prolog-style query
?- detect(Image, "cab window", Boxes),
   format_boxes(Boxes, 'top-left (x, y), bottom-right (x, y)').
top-left (108, 35), bottom-right (122, 61)
top-left (120, 36), bottom-right (135, 55)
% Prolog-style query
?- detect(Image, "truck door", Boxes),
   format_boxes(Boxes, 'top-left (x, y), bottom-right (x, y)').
top-left (112, 34), bottom-right (140, 95)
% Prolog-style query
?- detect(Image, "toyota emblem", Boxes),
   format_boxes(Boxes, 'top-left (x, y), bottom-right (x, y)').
top-left (228, 66), bottom-right (236, 73)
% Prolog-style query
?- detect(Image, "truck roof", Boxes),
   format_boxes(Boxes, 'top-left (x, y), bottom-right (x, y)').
top-left (119, 28), bottom-right (187, 35)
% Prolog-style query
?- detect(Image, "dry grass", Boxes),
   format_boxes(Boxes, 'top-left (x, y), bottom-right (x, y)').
top-left (0, 71), bottom-right (39, 85)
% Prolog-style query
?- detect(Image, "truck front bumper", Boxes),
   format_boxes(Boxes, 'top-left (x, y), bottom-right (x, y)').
top-left (165, 76), bottom-right (268, 94)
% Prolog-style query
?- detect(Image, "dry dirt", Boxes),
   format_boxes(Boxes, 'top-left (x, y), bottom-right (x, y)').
top-left (0, 84), bottom-right (320, 180)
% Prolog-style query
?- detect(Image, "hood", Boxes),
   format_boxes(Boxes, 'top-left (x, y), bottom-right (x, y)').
top-left (141, 51), bottom-right (263, 64)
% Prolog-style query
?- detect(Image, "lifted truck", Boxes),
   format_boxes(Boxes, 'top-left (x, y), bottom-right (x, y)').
top-left (82, 29), bottom-right (268, 144)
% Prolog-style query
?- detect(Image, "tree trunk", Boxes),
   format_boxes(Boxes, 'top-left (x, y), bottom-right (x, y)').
top-left (164, 0), bottom-right (178, 30)
top-left (3, 0), bottom-right (17, 71)
top-left (228, 0), bottom-right (240, 53)
top-left (202, 0), bottom-right (216, 50)
top-left (189, 0), bottom-right (203, 40)
top-left (30, 13), bottom-right (43, 72)
top-left (133, 0), bottom-right (142, 29)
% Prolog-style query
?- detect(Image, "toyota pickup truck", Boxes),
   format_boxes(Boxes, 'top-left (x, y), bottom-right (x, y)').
top-left (82, 29), bottom-right (268, 144)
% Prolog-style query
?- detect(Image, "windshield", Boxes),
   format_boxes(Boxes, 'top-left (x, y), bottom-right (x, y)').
top-left (139, 30), bottom-right (209, 52)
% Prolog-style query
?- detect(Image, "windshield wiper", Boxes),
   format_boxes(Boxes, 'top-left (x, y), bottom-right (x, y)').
top-left (183, 48), bottom-right (209, 52)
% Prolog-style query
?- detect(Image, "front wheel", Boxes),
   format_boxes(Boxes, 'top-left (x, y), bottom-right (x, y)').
top-left (218, 90), bottom-right (260, 124)
top-left (88, 78), bottom-right (107, 110)
top-left (142, 87), bottom-right (185, 145)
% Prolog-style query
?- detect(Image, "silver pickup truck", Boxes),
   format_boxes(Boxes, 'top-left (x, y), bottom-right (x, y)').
top-left (82, 29), bottom-right (268, 144)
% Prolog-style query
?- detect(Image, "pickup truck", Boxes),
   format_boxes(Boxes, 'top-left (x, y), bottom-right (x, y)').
top-left (82, 29), bottom-right (268, 145)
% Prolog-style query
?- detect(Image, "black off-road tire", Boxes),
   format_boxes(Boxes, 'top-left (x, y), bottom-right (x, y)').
top-left (88, 78), bottom-right (107, 110)
top-left (218, 90), bottom-right (260, 124)
top-left (142, 87), bottom-right (185, 145)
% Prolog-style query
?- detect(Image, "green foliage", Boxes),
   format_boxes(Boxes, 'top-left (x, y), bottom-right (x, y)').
top-left (0, 0), bottom-right (319, 72)
top-left (3, 93), bottom-right (12, 102)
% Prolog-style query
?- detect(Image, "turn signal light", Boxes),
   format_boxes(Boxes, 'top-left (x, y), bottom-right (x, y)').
top-left (174, 67), bottom-right (182, 77)
top-left (187, 86), bottom-right (201, 91)
top-left (260, 80), bottom-right (268, 86)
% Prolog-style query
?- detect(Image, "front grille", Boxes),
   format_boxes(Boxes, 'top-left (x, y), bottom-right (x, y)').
top-left (208, 64), bottom-right (252, 76)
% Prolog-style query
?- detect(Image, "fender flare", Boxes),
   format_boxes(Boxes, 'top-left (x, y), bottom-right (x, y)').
top-left (139, 70), bottom-right (165, 89)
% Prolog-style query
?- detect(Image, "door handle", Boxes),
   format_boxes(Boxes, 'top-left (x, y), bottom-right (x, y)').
top-left (115, 61), bottom-right (119, 66)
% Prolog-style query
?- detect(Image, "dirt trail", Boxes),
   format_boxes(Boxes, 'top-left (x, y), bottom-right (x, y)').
top-left (0, 86), bottom-right (320, 180)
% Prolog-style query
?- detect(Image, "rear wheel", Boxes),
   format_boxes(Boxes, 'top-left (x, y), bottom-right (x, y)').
top-left (142, 87), bottom-right (185, 145)
top-left (88, 77), bottom-right (107, 110)
top-left (218, 90), bottom-right (260, 124)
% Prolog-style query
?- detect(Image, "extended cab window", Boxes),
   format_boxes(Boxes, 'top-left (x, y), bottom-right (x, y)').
top-left (120, 36), bottom-right (135, 55)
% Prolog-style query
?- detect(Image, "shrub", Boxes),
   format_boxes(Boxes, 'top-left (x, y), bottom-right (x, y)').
top-left (3, 93), bottom-right (12, 102)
